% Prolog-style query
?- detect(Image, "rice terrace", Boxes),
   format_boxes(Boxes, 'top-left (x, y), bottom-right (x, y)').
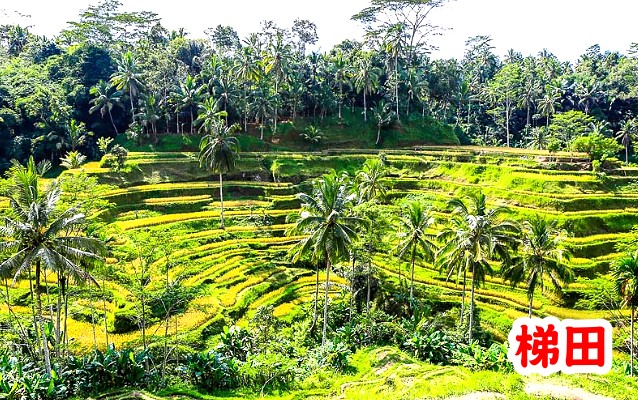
top-left (2, 0), bottom-right (638, 399)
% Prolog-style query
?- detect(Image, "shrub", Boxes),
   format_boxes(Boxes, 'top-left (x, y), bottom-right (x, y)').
top-left (453, 341), bottom-right (512, 372)
top-left (403, 327), bottom-right (455, 364)
top-left (312, 340), bottom-right (351, 372)
top-left (569, 132), bottom-right (622, 161)
top-left (182, 350), bottom-right (239, 391)
top-left (216, 325), bottom-right (253, 362)
top-left (70, 345), bottom-right (154, 394)
top-left (239, 352), bottom-right (297, 391)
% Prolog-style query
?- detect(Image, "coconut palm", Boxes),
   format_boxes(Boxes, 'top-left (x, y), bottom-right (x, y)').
top-left (616, 119), bottom-right (637, 164)
top-left (265, 31), bottom-right (289, 134)
top-left (503, 215), bottom-right (572, 317)
top-left (289, 173), bottom-right (364, 346)
top-left (536, 92), bottom-right (560, 131)
top-left (372, 101), bottom-right (396, 145)
top-left (613, 252), bottom-right (638, 376)
top-left (198, 118), bottom-right (239, 229)
top-left (332, 51), bottom-right (351, 119)
top-left (110, 51), bottom-right (144, 120)
top-left (353, 52), bottom-right (382, 122)
top-left (395, 200), bottom-right (437, 304)
top-left (355, 159), bottom-right (388, 203)
top-left (89, 80), bottom-right (122, 135)
top-left (0, 158), bottom-right (106, 374)
top-left (173, 75), bottom-right (207, 135)
top-left (437, 192), bottom-right (518, 342)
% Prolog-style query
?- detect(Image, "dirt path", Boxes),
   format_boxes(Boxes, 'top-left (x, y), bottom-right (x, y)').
top-left (525, 382), bottom-right (614, 400)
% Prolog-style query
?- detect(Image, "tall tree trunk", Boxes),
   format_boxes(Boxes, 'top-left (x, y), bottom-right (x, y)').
top-left (338, 83), bottom-right (343, 119)
top-left (35, 261), bottom-right (52, 375)
top-left (350, 258), bottom-right (355, 321)
top-left (309, 262), bottom-right (320, 335)
top-left (376, 124), bottom-right (382, 145)
top-left (528, 291), bottom-right (534, 318)
top-left (395, 55), bottom-right (400, 123)
top-left (176, 112), bottom-right (180, 135)
top-left (363, 90), bottom-right (367, 122)
top-left (273, 81), bottom-right (278, 134)
top-left (409, 249), bottom-right (416, 304)
top-left (626, 145), bottom-right (629, 164)
top-left (129, 87), bottom-right (135, 121)
top-left (468, 264), bottom-right (476, 343)
top-left (322, 256), bottom-right (331, 347)
top-left (460, 269), bottom-right (466, 325)
top-left (366, 262), bottom-right (372, 317)
top-left (108, 109), bottom-right (119, 135)
top-left (103, 277), bottom-right (109, 348)
top-left (219, 172), bottom-right (225, 229)
top-left (190, 109), bottom-right (194, 135)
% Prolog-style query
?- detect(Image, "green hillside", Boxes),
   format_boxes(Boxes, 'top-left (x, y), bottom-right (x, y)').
top-left (1, 146), bottom-right (635, 399)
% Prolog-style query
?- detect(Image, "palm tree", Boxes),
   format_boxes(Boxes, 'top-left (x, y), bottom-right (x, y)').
top-left (89, 80), bottom-right (122, 135)
top-left (289, 173), bottom-right (364, 346)
top-left (265, 32), bottom-right (289, 134)
top-left (332, 51), bottom-right (351, 119)
top-left (198, 118), bottom-right (239, 229)
top-left (300, 125), bottom-right (323, 151)
top-left (249, 83), bottom-right (276, 140)
top-left (110, 51), bottom-right (144, 121)
top-left (526, 127), bottom-right (548, 150)
top-left (0, 158), bottom-right (106, 374)
top-left (356, 159), bottom-right (388, 203)
top-left (616, 119), bottom-right (637, 164)
top-left (503, 216), bottom-right (572, 317)
top-left (353, 52), bottom-right (382, 122)
top-left (372, 101), bottom-right (396, 145)
top-left (173, 75), bottom-right (207, 135)
top-left (384, 24), bottom-right (405, 122)
top-left (613, 252), bottom-right (638, 376)
top-left (66, 120), bottom-right (88, 151)
top-left (234, 46), bottom-right (260, 131)
top-left (395, 200), bottom-right (437, 304)
top-left (437, 192), bottom-right (518, 342)
top-left (136, 95), bottom-right (160, 144)
top-left (536, 92), bottom-right (560, 132)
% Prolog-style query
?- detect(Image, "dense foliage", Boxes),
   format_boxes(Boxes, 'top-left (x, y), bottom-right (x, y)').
top-left (1, 0), bottom-right (638, 171)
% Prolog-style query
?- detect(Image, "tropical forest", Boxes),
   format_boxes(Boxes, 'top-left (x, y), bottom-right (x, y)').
top-left (2, 0), bottom-right (638, 398)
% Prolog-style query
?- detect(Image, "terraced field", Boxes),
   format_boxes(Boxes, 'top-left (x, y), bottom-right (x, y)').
top-left (6, 146), bottom-right (638, 351)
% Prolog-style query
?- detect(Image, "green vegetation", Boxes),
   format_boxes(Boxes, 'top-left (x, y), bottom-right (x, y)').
top-left (2, 0), bottom-right (638, 398)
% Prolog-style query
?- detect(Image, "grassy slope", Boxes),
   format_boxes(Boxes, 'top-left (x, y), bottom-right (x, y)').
top-left (5, 144), bottom-right (638, 399)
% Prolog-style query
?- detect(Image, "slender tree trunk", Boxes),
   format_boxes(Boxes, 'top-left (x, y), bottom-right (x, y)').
top-left (219, 172), bottom-right (225, 229)
top-left (395, 55), bottom-right (400, 123)
top-left (28, 267), bottom-right (41, 358)
top-left (91, 284), bottom-right (97, 350)
top-left (460, 269), bottom-right (466, 325)
top-left (108, 109), bottom-right (119, 135)
top-left (506, 101), bottom-right (511, 147)
top-left (632, 306), bottom-right (635, 377)
top-left (529, 291), bottom-right (534, 318)
top-left (190, 109), bottom-right (194, 135)
top-left (468, 264), bottom-right (476, 343)
top-left (363, 90), bottom-right (367, 122)
top-left (103, 277), bottom-right (109, 348)
top-left (35, 261), bottom-right (52, 375)
top-left (129, 87), bottom-right (135, 121)
top-left (176, 112), bottom-right (180, 135)
top-left (376, 125), bottom-right (382, 146)
top-left (55, 275), bottom-right (63, 359)
top-left (322, 257), bottom-right (331, 347)
top-left (626, 145), bottom-right (629, 164)
top-left (350, 258), bottom-right (355, 321)
top-left (273, 81), bottom-right (278, 134)
top-left (309, 262), bottom-right (320, 335)
top-left (409, 249), bottom-right (416, 305)
top-left (366, 262), bottom-right (372, 317)
top-left (338, 83), bottom-right (343, 119)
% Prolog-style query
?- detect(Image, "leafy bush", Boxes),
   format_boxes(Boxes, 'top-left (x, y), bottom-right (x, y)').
top-left (312, 340), bottom-right (351, 372)
top-left (182, 350), bottom-right (239, 391)
top-left (569, 132), bottom-right (622, 161)
top-left (453, 342), bottom-right (512, 372)
top-left (239, 352), bottom-right (297, 392)
top-left (216, 326), bottom-right (253, 362)
top-left (403, 328), bottom-right (455, 364)
top-left (70, 345), bottom-right (154, 394)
